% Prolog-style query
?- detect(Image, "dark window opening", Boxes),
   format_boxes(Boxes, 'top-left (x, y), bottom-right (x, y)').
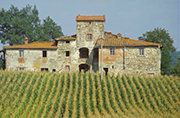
top-left (110, 47), bottom-right (115, 55)
top-left (43, 51), bottom-right (47, 57)
top-left (19, 67), bottom-right (24, 70)
top-left (87, 34), bottom-right (92, 40)
top-left (66, 51), bottom-right (70, 57)
top-left (112, 66), bottom-right (114, 69)
top-left (103, 68), bottom-right (108, 76)
top-left (79, 48), bottom-right (89, 58)
top-left (139, 48), bottom-right (144, 55)
top-left (66, 41), bottom-right (70, 43)
top-left (89, 22), bottom-right (91, 24)
top-left (52, 69), bottom-right (56, 72)
top-left (41, 68), bottom-right (48, 71)
top-left (19, 50), bottom-right (24, 57)
top-left (79, 64), bottom-right (90, 73)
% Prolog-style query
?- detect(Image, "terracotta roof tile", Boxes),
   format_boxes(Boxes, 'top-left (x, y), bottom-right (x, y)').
top-left (4, 42), bottom-right (57, 49)
top-left (55, 36), bottom-right (76, 41)
top-left (76, 15), bottom-right (105, 21)
top-left (96, 32), bottom-right (161, 47)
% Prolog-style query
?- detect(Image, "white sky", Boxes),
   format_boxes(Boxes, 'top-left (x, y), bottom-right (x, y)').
top-left (0, 0), bottom-right (179, 50)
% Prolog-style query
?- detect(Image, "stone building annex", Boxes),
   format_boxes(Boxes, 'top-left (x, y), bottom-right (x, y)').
top-left (2, 15), bottom-right (162, 75)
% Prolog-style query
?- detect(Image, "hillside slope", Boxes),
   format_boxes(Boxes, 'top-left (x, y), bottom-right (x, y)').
top-left (0, 71), bottom-right (180, 118)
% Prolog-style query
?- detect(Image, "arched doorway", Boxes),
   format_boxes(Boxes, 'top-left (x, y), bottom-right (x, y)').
top-left (79, 48), bottom-right (89, 58)
top-left (79, 64), bottom-right (90, 72)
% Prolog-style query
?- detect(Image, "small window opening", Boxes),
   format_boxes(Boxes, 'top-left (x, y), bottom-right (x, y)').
top-left (87, 34), bottom-right (92, 40)
top-left (110, 47), bottom-right (115, 55)
top-left (112, 66), bottom-right (114, 69)
top-left (103, 68), bottom-right (108, 76)
top-left (41, 68), bottom-right (48, 71)
top-left (19, 67), bottom-right (24, 70)
top-left (139, 48), bottom-right (144, 55)
top-left (66, 51), bottom-right (70, 57)
top-left (19, 50), bottom-right (24, 57)
top-left (66, 41), bottom-right (70, 43)
top-left (65, 65), bottom-right (70, 71)
top-left (43, 51), bottom-right (47, 57)
top-left (52, 69), bottom-right (56, 72)
top-left (89, 22), bottom-right (91, 24)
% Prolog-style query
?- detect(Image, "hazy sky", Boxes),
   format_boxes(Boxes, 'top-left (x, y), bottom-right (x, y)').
top-left (0, 0), bottom-right (179, 50)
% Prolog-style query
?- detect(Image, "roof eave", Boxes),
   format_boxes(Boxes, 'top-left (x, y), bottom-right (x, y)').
top-left (55, 39), bottom-right (76, 41)
top-left (96, 45), bottom-right (159, 47)
top-left (4, 47), bottom-right (58, 50)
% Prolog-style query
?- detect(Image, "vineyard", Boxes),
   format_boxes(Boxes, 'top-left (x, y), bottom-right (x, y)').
top-left (0, 71), bottom-right (180, 118)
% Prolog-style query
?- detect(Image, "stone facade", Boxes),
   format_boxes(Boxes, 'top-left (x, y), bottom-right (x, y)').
top-left (3, 15), bottom-right (161, 75)
top-left (5, 49), bottom-right (57, 72)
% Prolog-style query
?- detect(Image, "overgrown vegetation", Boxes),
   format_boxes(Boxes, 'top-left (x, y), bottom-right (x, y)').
top-left (0, 71), bottom-right (180, 118)
top-left (0, 5), bottom-right (63, 45)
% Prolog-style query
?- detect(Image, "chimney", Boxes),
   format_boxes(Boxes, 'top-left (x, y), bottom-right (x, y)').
top-left (117, 33), bottom-right (122, 39)
top-left (24, 37), bottom-right (28, 44)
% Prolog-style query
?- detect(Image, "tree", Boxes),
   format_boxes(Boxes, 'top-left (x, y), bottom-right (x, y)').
top-left (171, 60), bottom-right (180, 77)
top-left (0, 58), bottom-right (3, 69)
top-left (37, 16), bottom-right (64, 42)
top-left (0, 5), bottom-right (63, 45)
top-left (170, 50), bottom-right (180, 67)
top-left (138, 28), bottom-right (176, 75)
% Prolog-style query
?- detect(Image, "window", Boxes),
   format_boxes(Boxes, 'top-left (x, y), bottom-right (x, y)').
top-left (43, 51), bottom-right (47, 57)
top-left (52, 69), bottom-right (56, 72)
top-left (66, 51), bottom-right (70, 57)
top-left (79, 48), bottom-right (89, 58)
top-left (65, 65), bottom-right (70, 71)
top-left (19, 67), bottom-right (24, 70)
top-left (87, 34), bottom-right (92, 40)
top-left (41, 68), bottom-right (48, 71)
top-left (19, 50), bottom-right (24, 57)
top-left (66, 41), bottom-right (70, 43)
top-left (139, 48), bottom-right (144, 55)
top-left (110, 47), bottom-right (115, 55)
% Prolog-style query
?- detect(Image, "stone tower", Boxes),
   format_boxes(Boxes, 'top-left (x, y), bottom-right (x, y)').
top-left (76, 15), bottom-right (105, 48)
top-left (75, 15), bottom-right (105, 72)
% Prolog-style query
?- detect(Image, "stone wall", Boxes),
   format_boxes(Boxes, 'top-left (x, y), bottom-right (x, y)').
top-left (98, 46), bottom-right (161, 76)
top-left (74, 20), bottom-right (105, 72)
top-left (99, 47), bottom-right (124, 75)
top-left (57, 40), bottom-right (79, 72)
top-left (125, 46), bottom-right (161, 75)
top-left (6, 49), bottom-right (57, 72)
top-left (76, 21), bottom-right (104, 48)
top-left (57, 39), bottom-right (98, 72)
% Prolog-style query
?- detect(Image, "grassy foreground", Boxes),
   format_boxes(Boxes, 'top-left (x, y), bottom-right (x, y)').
top-left (0, 71), bottom-right (180, 118)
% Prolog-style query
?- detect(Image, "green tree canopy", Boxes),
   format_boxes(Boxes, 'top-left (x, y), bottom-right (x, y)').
top-left (0, 5), bottom-right (63, 45)
top-left (138, 28), bottom-right (176, 75)
top-left (171, 60), bottom-right (180, 77)
top-left (170, 50), bottom-right (180, 67)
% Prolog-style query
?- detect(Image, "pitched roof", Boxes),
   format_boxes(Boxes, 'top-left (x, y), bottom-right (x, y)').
top-left (76, 15), bottom-right (105, 21)
top-left (55, 35), bottom-right (76, 41)
top-left (3, 42), bottom-right (57, 49)
top-left (96, 32), bottom-right (161, 47)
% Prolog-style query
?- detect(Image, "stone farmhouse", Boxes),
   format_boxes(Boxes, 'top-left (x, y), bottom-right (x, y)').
top-left (1, 15), bottom-right (162, 75)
